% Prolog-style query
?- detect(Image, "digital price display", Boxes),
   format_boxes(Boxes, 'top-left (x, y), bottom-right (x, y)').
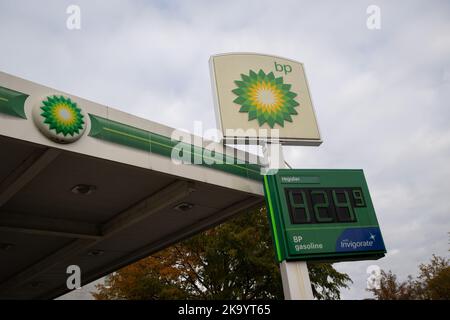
top-left (263, 169), bottom-right (386, 262)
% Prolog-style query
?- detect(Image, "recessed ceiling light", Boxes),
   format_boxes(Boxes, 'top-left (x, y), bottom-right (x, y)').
top-left (71, 184), bottom-right (97, 195)
top-left (0, 243), bottom-right (14, 251)
top-left (88, 250), bottom-right (104, 257)
top-left (174, 202), bottom-right (195, 212)
top-left (30, 281), bottom-right (42, 288)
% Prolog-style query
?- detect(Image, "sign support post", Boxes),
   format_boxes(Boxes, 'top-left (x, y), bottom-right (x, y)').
top-left (210, 53), bottom-right (385, 299)
top-left (280, 260), bottom-right (314, 300)
top-left (262, 141), bottom-right (314, 300)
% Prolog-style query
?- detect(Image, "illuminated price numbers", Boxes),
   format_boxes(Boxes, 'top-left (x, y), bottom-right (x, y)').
top-left (286, 188), bottom-right (366, 224)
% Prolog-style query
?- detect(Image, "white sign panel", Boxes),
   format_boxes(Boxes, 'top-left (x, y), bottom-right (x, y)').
top-left (210, 53), bottom-right (322, 146)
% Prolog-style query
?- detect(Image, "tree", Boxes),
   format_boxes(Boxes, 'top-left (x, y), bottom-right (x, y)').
top-left (94, 207), bottom-right (351, 300)
top-left (427, 266), bottom-right (450, 300)
top-left (368, 254), bottom-right (450, 300)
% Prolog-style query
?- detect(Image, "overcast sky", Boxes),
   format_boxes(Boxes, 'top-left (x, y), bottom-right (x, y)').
top-left (1, 0), bottom-right (449, 300)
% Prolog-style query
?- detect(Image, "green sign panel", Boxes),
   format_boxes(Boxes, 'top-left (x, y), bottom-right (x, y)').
top-left (263, 169), bottom-right (386, 262)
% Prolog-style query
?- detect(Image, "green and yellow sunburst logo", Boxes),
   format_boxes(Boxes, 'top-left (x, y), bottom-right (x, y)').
top-left (33, 95), bottom-right (86, 143)
top-left (232, 70), bottom-right (299, 128)
top-left (41, 95), bottom-right (84, 136)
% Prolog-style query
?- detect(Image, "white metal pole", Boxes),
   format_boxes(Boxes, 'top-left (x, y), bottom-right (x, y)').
top-left (262, 141), bottom-right (314, 300)
top-left (280, 260), bottom-right (314, 300)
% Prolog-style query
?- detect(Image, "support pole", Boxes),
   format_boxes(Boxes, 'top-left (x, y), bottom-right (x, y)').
top-left (262, 141), bottom-right (314, 300)
top-left (280, 260), bottom-right (314, 300)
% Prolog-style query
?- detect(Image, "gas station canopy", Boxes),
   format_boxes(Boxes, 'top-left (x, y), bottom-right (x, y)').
top-left (0, 71), bottom-right (264, 299)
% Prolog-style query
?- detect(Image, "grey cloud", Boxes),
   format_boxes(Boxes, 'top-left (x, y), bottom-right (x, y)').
top-left (1, 0), bottom-right (449, 300)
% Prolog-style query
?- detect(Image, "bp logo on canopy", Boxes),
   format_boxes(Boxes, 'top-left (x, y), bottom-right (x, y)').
top-left (33, 95), bottom-right (86, 143)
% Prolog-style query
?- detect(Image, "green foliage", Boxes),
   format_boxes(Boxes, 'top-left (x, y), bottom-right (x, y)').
top-left (368, 254), bottom-right (450, 300)
top-left (94, 207), bottom-right (351, 300)
top-left (427, 266), bottom-right (450, 300)
top-left (308, 263), bottom-right (353, 300)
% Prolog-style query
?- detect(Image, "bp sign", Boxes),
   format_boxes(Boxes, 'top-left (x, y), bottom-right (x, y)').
top-left (209, 53), bottom-right (322, 146)
top-left (32, 95), bottom-right (86, 144)
top-left (263, 169), bottom-right (386, 262)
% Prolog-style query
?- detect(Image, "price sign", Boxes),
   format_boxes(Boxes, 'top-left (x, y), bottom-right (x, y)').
top-left (263, 169), bottom-right (386, 262)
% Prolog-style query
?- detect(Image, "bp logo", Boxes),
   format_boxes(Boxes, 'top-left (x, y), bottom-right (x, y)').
top-left (33, 95), bottom-right (86, 143)
top-left (232, 69), bottom-right (299, 128)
